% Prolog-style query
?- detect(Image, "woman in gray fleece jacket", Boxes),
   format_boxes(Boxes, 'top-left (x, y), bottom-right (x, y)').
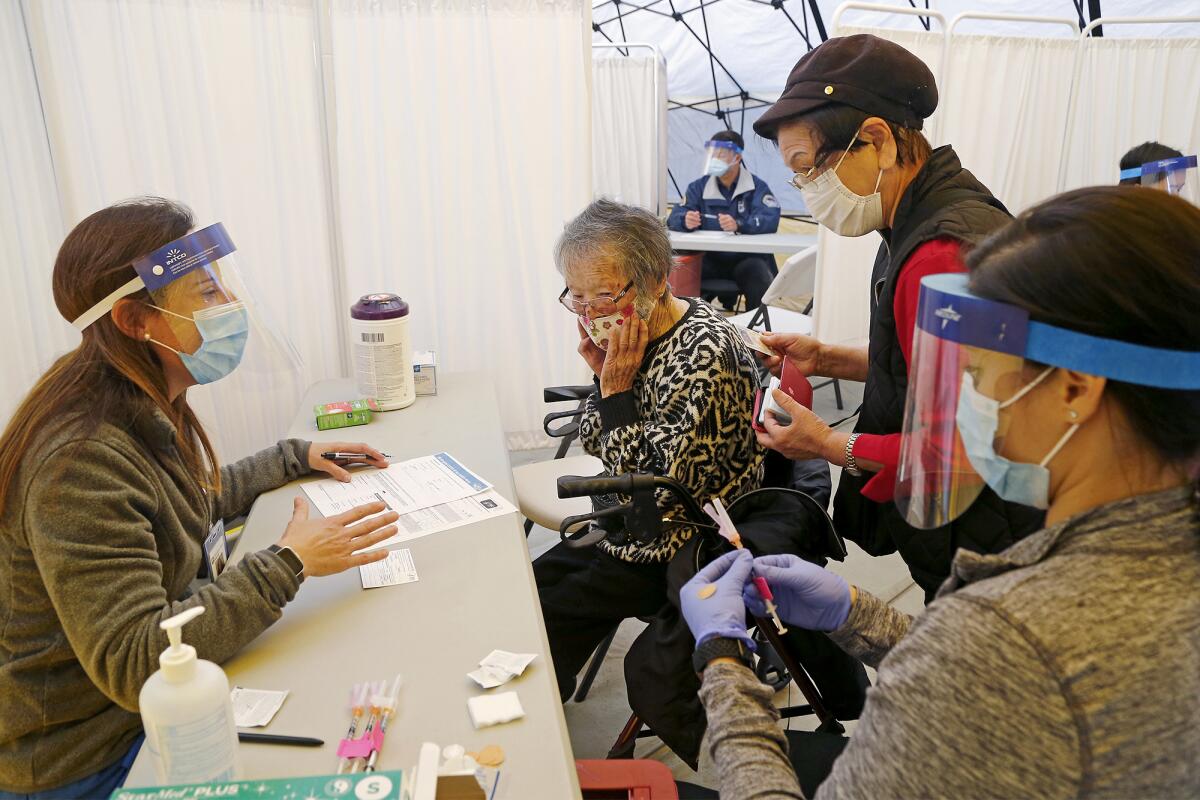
top-left (0, 199), bottom-right (398, 798)
top-left (682, 186), bottom-right (1200, 798)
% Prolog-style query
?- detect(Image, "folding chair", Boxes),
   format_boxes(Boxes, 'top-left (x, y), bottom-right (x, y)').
top-left (512, 385), bottom-right (603, 537)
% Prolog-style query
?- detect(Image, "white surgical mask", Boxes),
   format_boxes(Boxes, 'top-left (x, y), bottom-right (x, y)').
top-left (704, 157), bottom-right (732, 178)
top-left (955, 368), bottom-right (1080, 510)
top-left (801, 132), bottom-right (884, 237)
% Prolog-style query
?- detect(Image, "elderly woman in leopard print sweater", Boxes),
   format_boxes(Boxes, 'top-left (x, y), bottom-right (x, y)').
top-left (533, 198), bottom-right (765, 700)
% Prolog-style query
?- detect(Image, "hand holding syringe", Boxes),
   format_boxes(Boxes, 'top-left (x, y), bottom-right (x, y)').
top-left (702, 497), bottom-right (788, 634)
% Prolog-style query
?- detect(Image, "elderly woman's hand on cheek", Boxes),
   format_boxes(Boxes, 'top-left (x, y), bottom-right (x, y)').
top-left (577, 320), bottom-right (606, 376)
top-left (600, 312), bottom-right (649, 397)
top-left (756, 388), bottom-right (836, 461)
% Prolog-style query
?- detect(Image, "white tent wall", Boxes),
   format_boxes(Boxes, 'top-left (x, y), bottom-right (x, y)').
top-left (592, 0), bottom-right (1199, 211)
top-left (0, 2), bottom-right (74, 426)
top-left (592, 46), bottom-right (668, 213)
top-left (329, 0), bottom-right (592, 452)
top-left (1, 0), bottom-right (592, 459)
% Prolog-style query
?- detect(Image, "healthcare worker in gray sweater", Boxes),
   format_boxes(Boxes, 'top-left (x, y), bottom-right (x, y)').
top-left (0, 198), bottom-right (398, 798)
top-left (681, 186), bottom-right (1200, 798)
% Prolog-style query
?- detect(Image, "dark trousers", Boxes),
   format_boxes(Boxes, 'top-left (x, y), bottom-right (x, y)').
top-left (702, 251), bottom-right (776, 310)
top-left (534, 540), bottom-right (670, 700)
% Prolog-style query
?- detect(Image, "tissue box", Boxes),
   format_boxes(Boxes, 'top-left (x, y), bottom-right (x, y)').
top-left (413, 351), bottom-right (437, 396)
top-left (315, 398), bottom-right (381, 431)
top-left (109, 771), bottom-right (405, 800)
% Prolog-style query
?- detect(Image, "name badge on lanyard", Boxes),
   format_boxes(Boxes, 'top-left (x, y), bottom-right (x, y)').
top-left (201, 519), bottom-right (228, 581)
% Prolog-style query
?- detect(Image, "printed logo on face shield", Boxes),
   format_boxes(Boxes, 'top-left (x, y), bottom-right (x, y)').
top-left (165, 248), bottom-right (187, 266)
top-left (934, 304), bottom-right (962, 329)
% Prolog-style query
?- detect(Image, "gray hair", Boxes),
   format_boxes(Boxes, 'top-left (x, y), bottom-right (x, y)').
top-left (554, 199), bottom-right (673, 318)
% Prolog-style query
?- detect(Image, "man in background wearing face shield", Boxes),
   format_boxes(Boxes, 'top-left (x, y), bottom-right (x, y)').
top-left (750, 35), bottom-right (1044, 598)
top-left (667, 130), bottom-right (782, 310)
top-left (1120, 147), bottom-right (1198, 205)
top-left (1118, 140), bottom-right (1182, 187)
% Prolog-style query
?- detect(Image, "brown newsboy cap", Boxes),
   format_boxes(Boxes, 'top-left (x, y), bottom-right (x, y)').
top-left (754, 34), bottom-right (937, 140)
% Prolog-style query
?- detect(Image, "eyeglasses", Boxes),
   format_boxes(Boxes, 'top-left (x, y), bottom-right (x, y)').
top-left (789, 162), bottom-right (825, 191)
top-left (790, 134), bottom-right (866, 190)
top-left (559, 281), bottom-right (634, 317)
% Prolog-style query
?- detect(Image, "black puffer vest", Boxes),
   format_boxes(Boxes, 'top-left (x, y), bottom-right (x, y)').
top-left (831, 145), bottom-right (1045, 598)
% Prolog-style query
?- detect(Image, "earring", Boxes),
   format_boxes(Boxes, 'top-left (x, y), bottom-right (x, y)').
top-left (1068, 409), bottom-right (1079, 421)
top-left (143, 331), bottom-right (152, 341)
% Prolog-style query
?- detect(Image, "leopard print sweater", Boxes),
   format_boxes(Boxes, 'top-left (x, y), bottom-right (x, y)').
top-left (578, 299), bottom-right (766, 563)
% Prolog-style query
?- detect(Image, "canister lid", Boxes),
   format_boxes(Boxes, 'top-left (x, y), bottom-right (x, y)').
top-left (351, 293), bottom-right (409, 320)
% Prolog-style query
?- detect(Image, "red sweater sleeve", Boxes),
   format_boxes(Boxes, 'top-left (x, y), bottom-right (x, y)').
top-left (856, 237), bottom-right (966, 502)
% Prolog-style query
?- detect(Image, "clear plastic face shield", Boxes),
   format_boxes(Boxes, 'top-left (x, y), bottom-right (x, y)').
top-left (895, 273), bottom-right (1200, 530)
top-left (1122, 155), bottom-right (1198, 204)
top-left (70, 223), bottom-right (303, 450)
top-left (703, 140), bottom-right (742, 178)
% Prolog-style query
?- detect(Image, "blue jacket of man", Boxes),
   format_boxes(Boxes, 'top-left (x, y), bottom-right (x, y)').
top-left (666, 169), bottom-right (782, 234)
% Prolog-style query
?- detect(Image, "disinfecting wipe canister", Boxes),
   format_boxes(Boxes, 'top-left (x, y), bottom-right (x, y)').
top-left (139, 607), bottom-right (239, 785)
top-left (351, 293), bottom-right (415, 411)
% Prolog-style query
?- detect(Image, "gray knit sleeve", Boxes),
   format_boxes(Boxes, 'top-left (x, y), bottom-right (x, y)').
top-left (214, 438), bottom-right (312, 521)
top-left (826, 589), bottom-right (912, 669)
top-left (24, 441), bottom-right (302, 712)
top-left (699, 661), bottom-right (805, 799)
top-left (814, 593), bottom-right (1082, 799)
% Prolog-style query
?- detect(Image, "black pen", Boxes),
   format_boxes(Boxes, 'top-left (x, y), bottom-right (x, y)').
top-left (238, 732), bottom-right (324, 747)
top-left (321, 452), bottom-right (392, 461)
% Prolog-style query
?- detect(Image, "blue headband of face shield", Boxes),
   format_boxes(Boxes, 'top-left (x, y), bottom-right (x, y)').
top-left (69, 223), bottom-right (249, 385)
top-left (71, 223), bottom-right (238, 330)
top-left (1119, 154), bottom-right (1198, 183)
top-left (917, 272), bottom-right (1200, 390)
top-left (704, 140), bottom-right (743, 155)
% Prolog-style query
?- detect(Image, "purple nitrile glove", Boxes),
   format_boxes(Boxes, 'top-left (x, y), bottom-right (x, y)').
top-left (680, 549), bottom-right (757, 648)
top-left (743, 554), bottom-right (851, 632)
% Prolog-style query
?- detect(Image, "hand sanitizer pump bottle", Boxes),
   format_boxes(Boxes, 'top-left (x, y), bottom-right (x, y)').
top-left (139, 606), bottom-right (240, 785)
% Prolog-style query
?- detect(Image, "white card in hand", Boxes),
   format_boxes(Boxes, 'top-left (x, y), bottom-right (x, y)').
top-left (359, 548), bottom-right (419, 589)
top-left (736, 326), bottom-right (775, 356)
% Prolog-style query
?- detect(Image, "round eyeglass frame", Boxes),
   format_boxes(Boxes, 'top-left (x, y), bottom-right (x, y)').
top-left (558, 281), bottom-right (634, 317)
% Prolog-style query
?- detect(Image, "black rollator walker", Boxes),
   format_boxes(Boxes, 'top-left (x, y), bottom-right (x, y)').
top-left (555, 470), bottom-right (849, 758)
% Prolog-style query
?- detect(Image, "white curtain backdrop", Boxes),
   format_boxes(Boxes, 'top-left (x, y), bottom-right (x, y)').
top-left (0, 2), bottom-right (75, 424)
top-left (17, 0), bottom-right (341, 460)
top-left (329, 0), bottom-right (592, 451)
top-left (2, 0), bottom-right (591, 459)
top-left (1062, 35), bottom-right (1200, 192)
top-left (591, 47), bottom-right (667, 213)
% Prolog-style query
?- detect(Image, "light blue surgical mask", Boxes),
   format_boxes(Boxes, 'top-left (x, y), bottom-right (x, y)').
top-left (149, 302), bottom-right (250, 385)
top-left (704, 157), bottom-right (732, 178)
top-left (955, 368), bottom-right (1080, 510)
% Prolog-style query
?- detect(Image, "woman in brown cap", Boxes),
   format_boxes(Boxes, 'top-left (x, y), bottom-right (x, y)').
top-left (750, 34), bottom-right (1043, 599)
